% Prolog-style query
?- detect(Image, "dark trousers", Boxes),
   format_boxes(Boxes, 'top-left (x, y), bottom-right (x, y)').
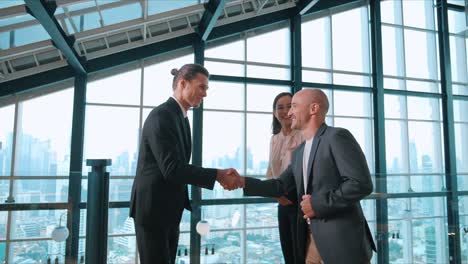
top-left (278, 204), bottom-right (298, 264)
top-left (135, 223), bottom-right (180, 264)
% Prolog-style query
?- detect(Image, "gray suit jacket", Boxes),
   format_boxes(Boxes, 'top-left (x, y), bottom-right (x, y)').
top-left (244, 123), bottom-right (376, 264)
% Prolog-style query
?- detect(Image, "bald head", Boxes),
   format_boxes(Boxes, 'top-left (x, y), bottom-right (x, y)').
top-left (295, 89), bottom-right (329, 117)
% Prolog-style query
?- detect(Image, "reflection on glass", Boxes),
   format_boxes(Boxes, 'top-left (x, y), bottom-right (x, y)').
top-left (83, 106), bottom-right (139, 176)
top-left (143, 54), bottom-right (193, 107)
top-left (14, 180), bottom-right (68, 203)
top-left (302, 16), bottom-right (331, 69)
top-left (203, 81), bottom-right (244, 111)
top-left (14, 89), bottom-right (73, 176)
top-left (332, 7), bottom-right (370, 73)
top-left (246, 84), bottom-right (289, 112)
top-left (88, 69), bottom-right (141, 105)
top-left (0, 104), bottom-right (14, 176)
top-left (246, 114), bottom-right (271, 176)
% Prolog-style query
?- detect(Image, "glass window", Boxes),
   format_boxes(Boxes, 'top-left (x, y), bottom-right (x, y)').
top-left (332, 7), bottom-right (370, 73)
top-left (206, 39), bottom-right (245, 61)
top-left (205, 60), bottom-right (245, 77)
top-left (450, 36), bottom-right (467, 84)
top-left (246, 113), bottom-right (271, 177)
top-left (402, 1), bottom-right (435, 30)
top-left (407, 121), bottom-right (443, 174)
top-left (13, 179), bottom-right (68, 203)
top-left (385, 120), bottom-right (409, 175)
top-left (14, 89), bottom-right (74, 176)
top-left (101, 3), bottom-right (141, 26)
top-left (148, 0), bottom-right (198, 15)
top-left (246, 27), bottom-right (290, 66)
top-left (83, 105), bottom-right (139, 176)
top-left (246, 84), bottom-right (289, 112)
top-left (88, 68), bottom-right (141, 105)
top-left (382, 25), bottom-right (405, 77)
top-left (246, 64), bottom-right (290, 80)
top-left (302, 17), bottom-right (331, 69)
top-left (143, 54), bottom-right (193, 107)
top-left (404, 30), bottom-right (438, 80)
top-left (203, 81), bottom-right (244, 111)
top-left (0, 104), bottom-right (14, 176)
top-left (407, 97), bottom-right (441, 121)
top-left (333, 90), bottom-right (372, 117)
top-left (381, 0), bottom-right (402, 25)
top-left (14, 24), bottom-right (50, 47)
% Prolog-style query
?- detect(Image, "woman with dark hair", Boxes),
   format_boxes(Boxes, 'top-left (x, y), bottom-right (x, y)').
top-left (267, 92), bottom-right (304, 264)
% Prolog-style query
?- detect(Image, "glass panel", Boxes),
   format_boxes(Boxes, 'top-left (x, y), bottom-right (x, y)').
top-left (334, 118), bottom-right (374, 173)
top-left (453, 100), bottom-right (468, 122)
top-left (203, 204), bottom-right (244, 230)
top-left (108, 235), bottom-right (136, 264)
top-left (143, 54), bottom-right (193, 107)
top-left (246, 228), bottom-right (282, 263)
top-left (14, 89), bottom-right (73, 176)
top-left (246, 84), bottom-right (289, 112)
top-left (448, 10), bottom-right (466, 34)
top-left (408, 121), bottom-right (444, 174)
top-left (459, 196), bottom-right (468, 263)
top-left (450, 36), bottom-right (468, 83)
top-left (404, 30), bottom-right (438, 80)
top-left (455, 123), bottom-right (468, 174)
top-left (302, 16), bottom-right (331, 69)
top-left (332, 7), bottom-right (370, 73)
top-left (83, 105), bottom-right (139, 176)
top-left (10, 240), bottom-right (65, 263)
top-left (302, 70), bottom-right (331, 84)
top-left (246, 65), bottom-right (290, 80)
top-left (382, 25), bottom-right (405, 77)
top-left (406, 79), bottom-right (439, 93)
top-left (0, 211), bottom-right (7, 241)
top-left (381, 0), bottom-right (401, 25)
top-left (402, 0), bottom-right (435, 30)
top-left (206, 39), bottom-right (244, 61)
top-left (246, 113), bottom-right (271, 177)
top-left (246, 203), bottom-right (277, 228)
top-left (87, 69), bottom-right (141, 105)
top-left (203, 81), bottom-right (244, 111)
top-left (333, 90), bottom-right (372, 117)
top-left (10, 210), bottom-right (67, 239)
top-left (0, 104), bottom-right (14, 176)
top-left (333, 73), bottom-right (371, 87)
top-left (407, 96), bottom-right (441, 121)
top-left (108, 208), bottom-right (133, 235)
top-left (101, 2), bottom-right (141, 26)
top-left (109, 179), bottom-right (133, 202)
top-left (13, 179), bottom-right (68, 203)
top-left (14, 24), bottom-right (50, 47)
top-left (0, 32), bottom-right (9, 50)
top-left (453, 84), bottom-right (468, 96)
top-left (387, 175), bottom-right (411, 193)
top-left (205, 60), bottom-right (244, 77)
top-left (385, 120), bottom-right (409, 174)
top-left (247, 27), bottom-right (290, 66)
top-left (202, 111), bottom-right (243, 199)
top-left (148, 0), bottom-right (198, 15)
top-left (384, 94), bottom-right (406, 119)
top-left (0, 180), bottom-right (9, 204)
top-left (384, 77), bottom-right (405, 90)
top-left (202, 230), bottom-right (242, 263)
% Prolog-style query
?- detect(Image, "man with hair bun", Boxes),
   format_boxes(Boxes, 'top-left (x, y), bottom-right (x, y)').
top-left (130, 63), bottom-right (241, 264)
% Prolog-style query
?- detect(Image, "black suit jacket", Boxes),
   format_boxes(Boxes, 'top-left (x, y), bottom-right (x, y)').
top-left (130, 97), bottom-right (217, 228)
top-left (244, 123), bottom-right (376, 264)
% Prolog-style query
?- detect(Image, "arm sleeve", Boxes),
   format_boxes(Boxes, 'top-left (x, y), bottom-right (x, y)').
top-left (310, 129), bottom-right (373, 218)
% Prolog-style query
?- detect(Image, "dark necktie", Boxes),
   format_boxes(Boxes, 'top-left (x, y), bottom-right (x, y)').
top-left (184, 117), bottom-right (192, 156)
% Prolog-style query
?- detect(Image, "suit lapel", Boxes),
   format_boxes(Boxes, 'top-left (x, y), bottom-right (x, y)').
top-left (294, 143), bottom-right (305, 196)
top-left (306, 123), bottom-right (328, 194)
top-left (167, 98), bottom-right (191, 161)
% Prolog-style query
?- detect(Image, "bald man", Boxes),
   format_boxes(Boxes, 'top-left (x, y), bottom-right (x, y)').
top-left (237, 89), bottom-right (376, 264)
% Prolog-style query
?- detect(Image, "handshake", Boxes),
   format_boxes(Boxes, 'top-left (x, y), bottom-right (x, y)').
top-left (216, 168), bottom-right (245, 190)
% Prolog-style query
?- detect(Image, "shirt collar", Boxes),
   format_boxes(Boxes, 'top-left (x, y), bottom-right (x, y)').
top-left (171, 95), bottom-right (187, 118)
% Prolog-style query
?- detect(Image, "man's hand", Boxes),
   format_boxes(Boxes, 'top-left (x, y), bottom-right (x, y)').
top-left (217, 168), bottom-right (243, 190)
top-left (300, 195), bottom-right (315, 219)
top-left (277, 196), bottom-right (293, 206)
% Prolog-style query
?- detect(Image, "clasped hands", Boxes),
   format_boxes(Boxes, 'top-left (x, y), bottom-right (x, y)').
top-left (216, 168), bottom-right (244, 190)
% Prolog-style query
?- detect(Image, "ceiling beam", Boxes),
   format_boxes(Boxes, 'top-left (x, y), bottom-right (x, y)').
top-left (197, 0), bottom-right (227, 41)
top-left (24, 0), bottom-right (86, 74)
top-left (0, 4), bottom-right (27, 19)
top-left (298, 0), bottom-right (320, 15)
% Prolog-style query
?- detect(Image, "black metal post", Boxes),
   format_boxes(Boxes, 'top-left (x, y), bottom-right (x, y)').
top-left (85, 159), bottom-right (111, 264)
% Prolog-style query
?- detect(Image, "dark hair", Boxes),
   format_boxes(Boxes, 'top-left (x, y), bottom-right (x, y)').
top-left (171, 63), bottom-right (209, 90)
top-left (272, 92), bottom-right (293, 135)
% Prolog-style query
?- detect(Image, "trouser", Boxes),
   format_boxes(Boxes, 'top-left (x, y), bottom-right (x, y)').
top-left (135, 223), bottom-right (180, 264)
